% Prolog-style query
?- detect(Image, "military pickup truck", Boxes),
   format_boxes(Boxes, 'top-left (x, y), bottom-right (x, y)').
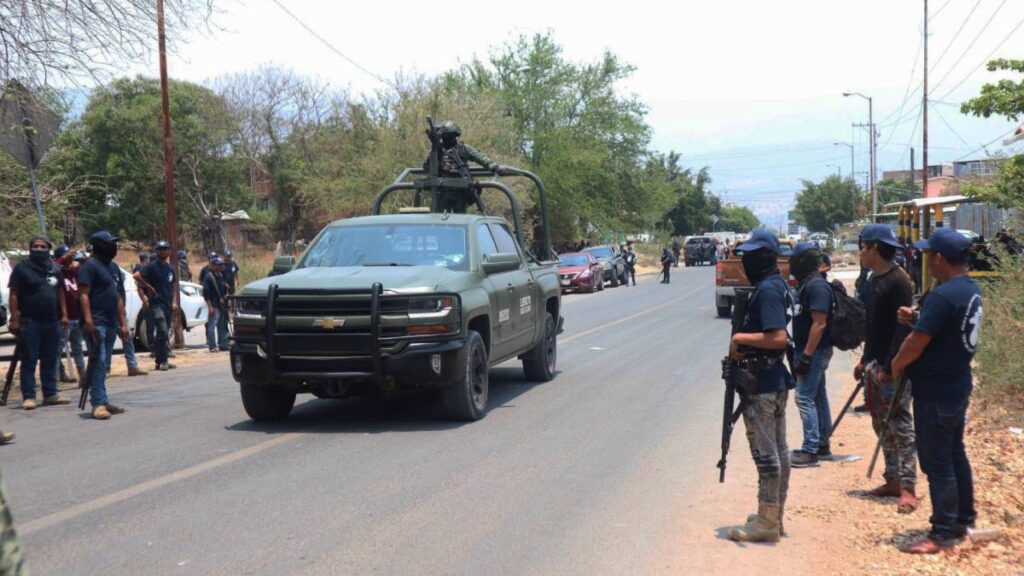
top-left (229, 122), bottom-right (561, 422)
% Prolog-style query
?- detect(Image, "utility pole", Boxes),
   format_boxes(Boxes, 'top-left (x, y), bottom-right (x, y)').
top-left (834, 141), bottom-right (854, 182)
top-left (851, 118), bottom-right (876, 217)
top-left (157, 0), bottom-right (184, 346)
top-left (923, 0), bottom-right (930, 201)
top-left (910, 147), bottom-right (916, 186)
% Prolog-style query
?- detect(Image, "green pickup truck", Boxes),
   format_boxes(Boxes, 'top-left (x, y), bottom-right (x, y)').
top-left (230, 211), bottom-right (561, 423)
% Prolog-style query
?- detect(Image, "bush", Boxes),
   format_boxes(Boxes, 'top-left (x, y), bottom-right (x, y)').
top-left (975, 254), bottom-right (1024, 397)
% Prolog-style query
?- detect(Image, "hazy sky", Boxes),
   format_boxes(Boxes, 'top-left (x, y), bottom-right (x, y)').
top-left (156, 0), bottom-right (1024, 224)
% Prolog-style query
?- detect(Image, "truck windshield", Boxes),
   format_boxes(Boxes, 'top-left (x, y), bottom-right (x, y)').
top-left (300, 224), bottom-right (469, 271)
top-left (559, 255), bottom-right (589, 266)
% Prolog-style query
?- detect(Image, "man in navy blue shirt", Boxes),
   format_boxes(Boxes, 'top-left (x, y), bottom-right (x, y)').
top-left (202, 257), bottom-right (230, 352)
top-left (726, 229), bottom-right (794, 543)
top-left (222, 250), bottom-right (240, 295)
top-left (134, 241), bottom-right (179, 371)
top-left (7, 235), bottom-right (70, 409)
top-left (79, 231), bottom-right (130, 420)
top-left (789, 242), bottom-right (834, 468)
top-left (892, 228), bottom-right (982, 554)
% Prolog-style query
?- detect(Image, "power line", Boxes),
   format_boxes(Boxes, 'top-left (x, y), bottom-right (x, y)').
top-left (928, 0), bottom-right (985, 74)
top-left (270, 0), bottom-right (393, 88)
top-left (931, 103), bottom-right (974, 150)
top-left (928, 0), bottom-right (956, 22)
top-left (895, 106), bottom-right (923, 169)
top-left (930, 0), bottom-right (1010, 93)
top-left (955, 131), bottom-right (1014, 161)
top-left (877, 32), bottom-right (923, 127)
top-left (937, 11), bottom-right (1024, 101)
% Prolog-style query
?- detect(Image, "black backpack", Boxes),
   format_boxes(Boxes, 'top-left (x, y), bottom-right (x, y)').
top-left (827, 279), bottom-right (866, 351)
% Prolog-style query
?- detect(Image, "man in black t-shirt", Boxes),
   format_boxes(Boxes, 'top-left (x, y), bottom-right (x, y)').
top-left (726, 229), bottom-right (795, 543)
top-left (222, 250), bottom-right (240, 295)
top-left (7, 235), bottom-right (70, 409)
top-left (79, 231), bottom-right (130, 420)
top-left (134, 241), bottom-right (179, 370)
top-left (202, 257), bottom-right (230, 352)
top-left (855, 224), bottom-right (918, 513)
top-left (622, 244), bottom-right (637, 286)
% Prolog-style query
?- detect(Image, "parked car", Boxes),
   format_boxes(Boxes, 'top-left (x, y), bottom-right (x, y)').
top-left (558, 252), bottom-right (604, 294)
top-left (583, 245), bottom-right (628, 287)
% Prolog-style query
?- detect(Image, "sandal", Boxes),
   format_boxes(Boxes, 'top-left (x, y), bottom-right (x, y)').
top-left (867, 481), bottom-right (901, 498)
top-left (902, 536), bottom-right (951, 554)
top-left (897, 490), bottom-right (919, 514)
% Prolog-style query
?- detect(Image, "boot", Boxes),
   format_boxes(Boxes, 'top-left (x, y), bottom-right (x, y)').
top-left (747, 502), bottom-right (786, 537)
top-left (43, 395), bottom-right (71, 406)
top-left (728, 503), bottom-right (780, 543)
top-left (92, 405), bottom-right (111, 420)
top-left (128, 366), bottom-right (148, 376)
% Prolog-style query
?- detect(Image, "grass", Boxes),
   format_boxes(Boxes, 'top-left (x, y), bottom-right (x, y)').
top-left (975, 252), bottom-right (1024, 406)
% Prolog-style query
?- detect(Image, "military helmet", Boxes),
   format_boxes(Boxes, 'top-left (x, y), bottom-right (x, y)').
top-left (439, 121), bottom-right (461, 138)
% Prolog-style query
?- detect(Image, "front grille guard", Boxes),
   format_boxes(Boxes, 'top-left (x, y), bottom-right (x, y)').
top-left (265, 282), bottom-right (384, 385)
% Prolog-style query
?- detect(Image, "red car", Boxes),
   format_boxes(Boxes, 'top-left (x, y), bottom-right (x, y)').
top-left (558, 252), bottom-right (604, 293)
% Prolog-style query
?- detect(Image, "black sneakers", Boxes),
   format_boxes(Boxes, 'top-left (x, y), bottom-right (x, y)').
top-left (791, 450), bottom-right (820, 468)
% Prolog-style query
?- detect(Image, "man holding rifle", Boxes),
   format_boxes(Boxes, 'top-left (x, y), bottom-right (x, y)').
top-left (891, 228), bottom-right (981, 554)
top-left (725, 229), bottom-right (794, 543)
top-left (853, 224), bottom-right (918, 513)
top-left (202, 256), bottom-right (230, 353)
top-left (79, 231), bottom-right (130, 420)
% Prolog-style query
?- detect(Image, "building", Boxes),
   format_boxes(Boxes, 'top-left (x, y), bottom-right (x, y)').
top-left (882, 158), bottom-right (1003, 198)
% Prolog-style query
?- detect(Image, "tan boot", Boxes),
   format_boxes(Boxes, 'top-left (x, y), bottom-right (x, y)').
top-left (0, 432), bottom-right (14, 444)
top-left (728, 503), bottom-right (781, 543)
top-left (127, 366), bottom-right (148, 376)
top-left (22, 399), bottom-right (36, 410)
top-left (43, 395), bottom-right (71, 406)
top-left (749, 503), bottom-right (786, 537)
top-left (92, 405), bottom-right (111, 420)
top-left (104, 404), bottom-right (125, 415)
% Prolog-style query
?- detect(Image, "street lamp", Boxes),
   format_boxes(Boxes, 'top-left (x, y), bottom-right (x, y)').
top-left (827, 164), bottom-right (842, 179)
top-left (843, 91), bottom-right (876, 220)
top-left (833, 141), bottom-right (854, 182)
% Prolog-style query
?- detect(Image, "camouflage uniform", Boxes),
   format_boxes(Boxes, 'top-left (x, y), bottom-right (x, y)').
top-left (743, 390), bottom-right (791, 507)
top-left (865, 361), bottom-right (917, 490)
top-left (423, 121), bottom-right (499, 175)
top-left (0, 470), bottom-right (27, 575)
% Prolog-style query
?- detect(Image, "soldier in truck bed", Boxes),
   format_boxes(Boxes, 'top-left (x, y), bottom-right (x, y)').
top-left (423, 121), bottom-right (501, 176)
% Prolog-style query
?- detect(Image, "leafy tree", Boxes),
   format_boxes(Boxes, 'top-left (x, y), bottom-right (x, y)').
top-left (961, 59), bottom-right (1024, 121)
top-left (792, 175), bottom-right (863, 232)
top-left (876, 178), bottom-right (919, 207)
top-left (717, 204), bottom-right (760, 232)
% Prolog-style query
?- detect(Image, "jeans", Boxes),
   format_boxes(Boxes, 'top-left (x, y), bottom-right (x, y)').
top-left (743, 390), bottom-right (791, 506)
top-left (626, 267), bottom-right (636, 286)
top-left (121, 330), bottom-right (139, 369)
top-left (56, 319), bottom-right (86, 380)
top-left (152, 304), bottom-right (171, 365)
top-left (85, 324), bottom-right (118, 407)
top-left (19, 318), bottom-right (60, 400)
top-left (205, 307), bottom-right (229, 351)
top-left (794, 347), bottom-right (833, 454)
top-left (143, 306), bottom-right (157, 348)
top-left (914, 398), bottom-right (976, 545)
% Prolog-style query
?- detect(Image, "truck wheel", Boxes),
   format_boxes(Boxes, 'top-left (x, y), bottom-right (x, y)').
top-left (442, 330), bottom-right (489, 421)
top-left (611, 271), bottom-right (619, 287)
top-left (619, 270), bottom-right (628, 285)
top-left (135, 316), bottom-right (151, 352)
top-left (717, 303), bottom-right (732, 318)
top-left (240, 381), bottom-right (296, 421)
top-left (523, 312), bottom-right (557, 382)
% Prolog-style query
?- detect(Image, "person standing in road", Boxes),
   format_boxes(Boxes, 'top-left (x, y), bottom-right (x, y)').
top-left (55, 248), bottom-right (87, 385)
top-left (222, 249), bottom-right (240, 295)
top-left (726, 228), bottom-right (794, 543)
top-left (109, 261), bottom-right (148, 377)
top-left (854, 224), bottom-right (919, 513)
top-left (198, 251), bottom-right (217, 284)
top-left (78, 231), bottom-right (130, 420)
top-left (789, 243), bottom-right (834, 468)
top-left (622, 243), bottom-right (638, 286)
top-left (7, 235), bottom-right (71, 410)
top-left (891, 228), bottom-right (982, 554)
top-left (202, 257), bottom-right (230, 352)
top-left (135, 241), bottom-right (179, 371)
top-left (135, 252), bottom-right (157, 348)
top-left (660, 247), bottom-right (673, 284)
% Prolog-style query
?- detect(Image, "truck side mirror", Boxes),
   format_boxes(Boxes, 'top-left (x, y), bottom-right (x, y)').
top-left (272, 256), bottom-right (296, 275)
top-left (481, 253), bottom-right (520, 275)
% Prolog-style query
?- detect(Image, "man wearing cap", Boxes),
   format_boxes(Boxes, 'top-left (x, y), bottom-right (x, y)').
top-left (199, 251), bottom-right (217, 284)
top-left (222, 250), bottom-right (240, 295)
top-left (54, 247), bottom-right (87, 385)
top-left (202, 257), bottom-right (230, 352)
top-left (891, 227), bottom-right (982, 554)
top-left (726, 228), bottom-right (795, 543)
top-left (789, 242), bottom-right (834, 468)
top-left (135, 241), bottom-right (179, 371)
top-left (7, 236), bottom-right (71, 409)
top-left (78, 231), bottom-right (130, 419)
top-left (855, 224), bottom-right (919, 513)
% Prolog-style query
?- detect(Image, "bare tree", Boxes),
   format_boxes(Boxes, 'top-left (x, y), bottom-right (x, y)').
top-left (0, 0), bottom-right (215, 88)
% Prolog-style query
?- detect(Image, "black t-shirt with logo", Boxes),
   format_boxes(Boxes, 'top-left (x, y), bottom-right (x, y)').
top-left (908, 275), bottom-right (983, 404)
top-left (78, 258), bottom-right (121, 327)
top-left (740, 273), bottom-right (794, 394)
top-left (8, 259), bottom-right (64, 323)
top-left (140, 261), bottom-right (176, 308)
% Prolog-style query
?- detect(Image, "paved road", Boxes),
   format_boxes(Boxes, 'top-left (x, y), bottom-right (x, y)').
top-left (3, 267), bottom-right (749, 575)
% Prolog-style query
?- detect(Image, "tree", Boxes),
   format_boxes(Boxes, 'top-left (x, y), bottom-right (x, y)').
top-left (961, 59), bottom-right (1024, 122)
top-left (717, 204), bottom-right (760, 232)
top-left (663, 164), bottom-right (717, 236)
top-left (876, 178), bottom-right (919, 207)
top-left (792, 175), bottom-right (863, 232)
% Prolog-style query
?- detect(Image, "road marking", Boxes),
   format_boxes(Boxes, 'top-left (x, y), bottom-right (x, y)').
top-left (19, 433), bottom-right (303, 535)
top-left (561, 282), bottom-right (710, 346)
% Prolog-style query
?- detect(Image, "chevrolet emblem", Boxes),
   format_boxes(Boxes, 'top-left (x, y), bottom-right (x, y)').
top-left (313, 317), bottom-right (346, 329)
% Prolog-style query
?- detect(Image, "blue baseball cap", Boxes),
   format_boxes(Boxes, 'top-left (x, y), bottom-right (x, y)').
top-left (207, 251), bottom-right (218, 259)
top-left (54, 245), bottom-right (70, 258)
top-left (223, 249), bottom-right (233, 257)
top-left (737, 228), bottom-right (780, 254)
top-left (210, 256), bottom-right (224, 265)
top-left (154, 240), bottom-right (171, 250)
top-left (90, 230), bottom-right (119, 244)
top-left (913, 227), bottom-right (971, 261)
top-left (792, 241), bottom-right (819, 257)
top-left (859, 224), bottom-right (903, 248)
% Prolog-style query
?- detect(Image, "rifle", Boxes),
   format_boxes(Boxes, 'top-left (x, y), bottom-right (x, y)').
top-left (822, 377), bottom-right (864, 445)
top-left (1, 339), bottom-right (21, 406)
top-left (866, 374), bottom-right (909, 478)
top-left (717, 289), bottom-right (752, 483)
top-left (78, 332), bottom-right (100, 411)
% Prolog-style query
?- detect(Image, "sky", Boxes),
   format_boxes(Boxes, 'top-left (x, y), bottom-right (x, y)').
top-left (149, 0), bottom-right (1024, 226)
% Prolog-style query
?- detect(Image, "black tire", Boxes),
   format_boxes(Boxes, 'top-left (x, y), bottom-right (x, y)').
top-left (619, 270), bottom-right (628, 285)
top-left (717, 303), bottom-right (732, 318)
top-left (442, 330), bottom-right (489, 421)
top-left (134, 315), bottom-right (151, 352)
top-left (523, 312), bottom-right (557, 382)
top-left (240, 381), bottom-right (296, 421)
top-left (610, 270), bottom-right (619, 287)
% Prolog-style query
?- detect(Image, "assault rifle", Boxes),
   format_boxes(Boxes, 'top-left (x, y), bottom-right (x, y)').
top-left (78, 333), bottom-right (100, 411)
top-left (717, 289), bottom-right (752, 483)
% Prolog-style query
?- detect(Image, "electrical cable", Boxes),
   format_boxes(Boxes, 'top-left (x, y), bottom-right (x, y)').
top-left (928, 0), bottom-right (985, 75)
top-left (930, 0), bottom-right (1010, 93)
top-left (937, 11), bottom-right (1024, 101)
top-left (931, 103), bottom-right (974, 150)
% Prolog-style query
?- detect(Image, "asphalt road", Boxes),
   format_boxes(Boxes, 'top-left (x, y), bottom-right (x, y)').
top-left (2, 266), bottom-right (752, 575)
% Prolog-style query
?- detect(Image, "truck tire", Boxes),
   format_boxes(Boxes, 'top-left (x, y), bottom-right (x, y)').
top-left (717, 302), bottom-right (732, 318)
top-left (619, 269), bottom-right (629, 285)
top-left (240, 381), bottom-right (296, 421)
top-left (523, 312), bottom-right (557, 382)
top-left (610, 270), bottom-right (619, 287)
top-left (442, 330), bottom-right (489, 421)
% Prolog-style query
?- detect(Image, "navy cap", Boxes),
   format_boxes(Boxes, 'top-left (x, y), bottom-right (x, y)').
top-left (90, 230), bottom-right (119, 244)
top-left (210, 256), bottom-right (224, 265)
top-left (737, 228), bottom-right (780, 254)
top-left (223, 249), bottom-right (233, 257)
top-left (139, 252), bottom-right (150, 260)
top-left (792, 241), bottom-right (819, 257)
top-left (177, 249), bottom-right (187, 258)
top-left (913, 227), bottom-right (971, 261)
top-left (54, 245), bottom-right (70, 258)
top-left (154, 241), bottom-right (171, 250)
top-left (859, 224), bottom-right (903, 248)
top-left (72, 251), bottom-right (87, 262)
top-left (207, 251), bottom-right (218, 259)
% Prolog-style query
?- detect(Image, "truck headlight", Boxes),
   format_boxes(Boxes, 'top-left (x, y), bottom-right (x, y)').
top-left (408, 296), bottom-right (456, 319)
top-left (407, 295), bottom-right (460, 335)
top-left (232, 298), bottom-right (266, 319)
